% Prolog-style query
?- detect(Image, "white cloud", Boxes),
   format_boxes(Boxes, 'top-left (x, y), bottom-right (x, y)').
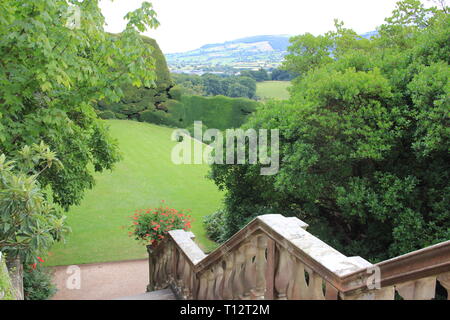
top-left (99, 0), bottom-right (428, 53)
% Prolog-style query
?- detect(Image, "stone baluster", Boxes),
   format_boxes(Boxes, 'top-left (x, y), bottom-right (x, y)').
top-left (232, 245), bottom-right (246, 299)
top-left (252, 235), bottom-right (268, 299)
top-left (309, 271), bottom-right (326, 300)
top-left (197, 273), bottom-right (208, 300)
top-left (324, 282), bottom-right (339, 300)
top-left (437, 272), bottom-right (450, 300)
top-left (206, 268), bottom-right (216, 299)
top-left (154, 252), bottom-right (162, 289)
top-left (182, 262), bottom-right (192, 299)
top-left (177, 253), bottom-right (186, 291)
top-left (213, 263), bottom-right (225, 300)
top-left (289, 258), bottom-right (309, 299)
top-left (146, 246), bottom-right (156, 292)
top-left (243, 240), bottom-right (257, 299)
top-left (274, 244), bottom-right (292, 300)
top-left (396, 276), bottom-right (437, 300)
top-left (222, 253), bottom-right (235, 300)
top-left (264, 238), bottom-right (275, 299)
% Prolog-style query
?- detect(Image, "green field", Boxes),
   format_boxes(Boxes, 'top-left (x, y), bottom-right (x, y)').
top-left (256, 81), bottom-right (291, 100)
top-left (46, 120), bottom-right (223, 266)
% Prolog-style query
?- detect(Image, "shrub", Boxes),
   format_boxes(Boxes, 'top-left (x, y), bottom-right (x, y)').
top-left (203, 210), bottom-right (227, 243)
top-left (23, 260), bottom-right (57, 300)
top-left (114, 112), bottom-right (128, 120)
top-left (128, 201), bottom-right (194, 247)
top-left (139, 110), bottom-right (177, 127)
top-left (98, 110), bottom-right (116, 119)
top-left (169, 85), bottom-right (184, 101)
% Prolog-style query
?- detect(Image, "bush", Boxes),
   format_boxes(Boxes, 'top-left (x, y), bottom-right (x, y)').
top-left (114, 112), bottom-right (128, 120)
top-left (168, 85), bottom-right (183, 101)
top-left (23, 264), bottom-right (57, 300)
top-left (128, 201), bottom-right (194, 247)
top-left (98, 110), bottom-right (116, 119)
top-left (203, 209), bottom-right (227, 243)
top-left (139, 109), bottom-right (177, 127)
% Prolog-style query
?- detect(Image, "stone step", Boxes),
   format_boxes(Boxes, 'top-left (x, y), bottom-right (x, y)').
top-left (114, 288), bottom-right (176, 300)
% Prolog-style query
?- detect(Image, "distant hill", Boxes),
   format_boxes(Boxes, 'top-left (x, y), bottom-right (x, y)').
top-left (166, 32), bottom-right (378, 75)
top-left (166, 35), bottom-right (292, 74)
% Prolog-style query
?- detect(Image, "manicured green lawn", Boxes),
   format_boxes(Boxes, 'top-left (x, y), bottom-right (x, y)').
top-left (256, 81), bottom-right (291, 100)
top-left (46, 120), bottom-right (223, 266)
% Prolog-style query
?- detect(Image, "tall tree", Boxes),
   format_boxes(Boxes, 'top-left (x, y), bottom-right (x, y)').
top-left (209, 0), bottom-right (450, 262)
top-left (0, 0), bottom-right (160, 210)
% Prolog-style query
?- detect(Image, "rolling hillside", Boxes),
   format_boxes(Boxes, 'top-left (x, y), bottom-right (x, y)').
top-left (167, 35), bottom-right (292, 73)
top-left (46, 120), bottom-right (223, 266)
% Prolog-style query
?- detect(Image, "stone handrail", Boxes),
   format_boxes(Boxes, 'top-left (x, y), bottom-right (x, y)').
top-left (147, 214), bottom-right (450, 300)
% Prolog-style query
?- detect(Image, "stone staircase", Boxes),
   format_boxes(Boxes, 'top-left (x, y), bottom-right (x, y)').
top-left (115, 288), bottom-right (176, 300)
top-left (147, 214), bottom-right (450, 300)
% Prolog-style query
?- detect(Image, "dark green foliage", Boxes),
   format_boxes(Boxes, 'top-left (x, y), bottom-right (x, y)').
top-left (97, 35), bottom-right (173, 119)
top-left (209, 1), bottom-right (450, 262)
top-left (98, 110), bottom-right (116, 119)
top-left (168, 85), bottom-right (184, 101)
top-left (23, 265), bottom-right (57, 300)
top-left (240, 68), bottom-right (269, 82)
top-left (270, 68), bottom-right (297, 81)
top-left (171, 73), bottom-right (206, 96)
top-left (173, 73), bottom-right (257, 99)
top-left (203, 209), bottom-right (227, 243)
top-left (139, 109), bottom-right (178, 127)
top-left (0, 0), bottom-right (159, 210)
top-left (169, 95), bottom-right (260, 130)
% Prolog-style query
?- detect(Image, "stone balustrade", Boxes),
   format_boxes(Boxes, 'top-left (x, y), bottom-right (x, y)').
top-left (147, 214), bottom-right (450, 300)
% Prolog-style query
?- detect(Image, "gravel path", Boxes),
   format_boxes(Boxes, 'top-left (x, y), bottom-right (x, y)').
top-left (51, 259), bottom-right (149, 300)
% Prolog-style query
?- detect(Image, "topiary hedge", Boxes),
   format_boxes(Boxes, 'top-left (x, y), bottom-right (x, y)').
top-left (96, 35), bottom-right (173, 120)
top-left (139, 109), bottom-right (178, 127)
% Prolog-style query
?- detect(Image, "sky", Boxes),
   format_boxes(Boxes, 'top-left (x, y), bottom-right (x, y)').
top-left (99, 0), bottom-right (428, 54)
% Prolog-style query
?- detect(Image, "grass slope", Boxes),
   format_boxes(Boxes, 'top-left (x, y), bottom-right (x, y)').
top-left (256, 81), bottom-right (291, 100)
top-left (46, 120), bottom-right (222, 266)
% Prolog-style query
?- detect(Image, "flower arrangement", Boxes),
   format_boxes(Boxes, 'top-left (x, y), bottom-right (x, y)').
top-left (128, 201), bottom-right (193, 247)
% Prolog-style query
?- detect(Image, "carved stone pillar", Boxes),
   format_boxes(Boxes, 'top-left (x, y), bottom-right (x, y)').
top-left (243, 240), bottom-right (257, 299)
top-left (274, 244), bottom-right (292, 300)
top-left (222, 253), bottom-right (235, 300)
top-left (252, 236), bottom-right (268, 299)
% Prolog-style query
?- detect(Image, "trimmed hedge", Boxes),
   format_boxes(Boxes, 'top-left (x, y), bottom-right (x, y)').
top-left (98, 110), bottom-right (116, 119)
top-left (139, 110), bottom-right (178, 127)
top-left (97, 35), bottom-right (173, 119)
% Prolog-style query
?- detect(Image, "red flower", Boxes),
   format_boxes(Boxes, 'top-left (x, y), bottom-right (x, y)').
top-left (37, 257), bottom-right (45, 263)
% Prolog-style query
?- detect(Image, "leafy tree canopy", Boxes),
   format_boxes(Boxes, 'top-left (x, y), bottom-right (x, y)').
top-left (209, 0), bottom-right (450, 262)
top-left (0, 0), bottom-right (160, 210)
